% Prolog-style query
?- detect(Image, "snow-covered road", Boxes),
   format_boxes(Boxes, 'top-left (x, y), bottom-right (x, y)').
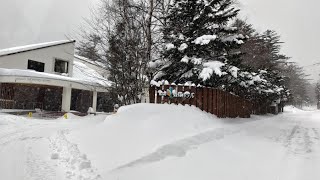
top-left (0, 105), bottom-right (319, 180)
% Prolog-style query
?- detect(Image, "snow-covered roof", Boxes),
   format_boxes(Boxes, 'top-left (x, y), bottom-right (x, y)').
top-left (0, 65), bottom-right (111, 89)
top-left (74, 55), bottom-right (107, 68)
top-left (0, 40), bottom-right (76, 57)
top-left (73, 60), bottom-right (111, 87)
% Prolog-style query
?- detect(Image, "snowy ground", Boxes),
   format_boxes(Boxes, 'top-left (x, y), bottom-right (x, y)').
top-left (0, 104), bottom-right (320, 180)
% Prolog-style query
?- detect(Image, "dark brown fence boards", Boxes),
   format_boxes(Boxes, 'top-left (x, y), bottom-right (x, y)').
top-left (178, 86), bottom-right (184, 105)
top-left (203, 88), bottom-right (208, 112)
top-left (163, 85), bottom-right (170, 104)
top-left (196, 87), bottom-right (203, 110)
top-left (208, 88), bottom-right (213, 114)
top-left (149, 87), bottom-right (155, 103)
top-left (190, 86), bottom-right (197, 107)
top-left (150, 85), bottom-right (252, 118)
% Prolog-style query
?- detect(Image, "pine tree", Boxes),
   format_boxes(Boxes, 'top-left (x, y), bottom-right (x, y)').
top-left (316, 82), bottom-right (320, 109)
top-left (156, 0), bottom-right (245, 88)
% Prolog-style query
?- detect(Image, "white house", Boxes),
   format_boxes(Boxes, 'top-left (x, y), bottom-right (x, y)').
top-left (0, 40), bottom-right (111, 113)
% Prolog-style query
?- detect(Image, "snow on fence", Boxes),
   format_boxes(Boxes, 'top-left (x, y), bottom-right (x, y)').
top-left (149, 85), bottom-right (252, 118)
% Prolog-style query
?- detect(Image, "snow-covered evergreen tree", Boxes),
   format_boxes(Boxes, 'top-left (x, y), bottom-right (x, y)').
top-left (156, 0), bottom-right (245, 88)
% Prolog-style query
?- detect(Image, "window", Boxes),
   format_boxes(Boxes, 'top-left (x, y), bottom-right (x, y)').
top-left (54, 59), bottom-right (69, 74)
top-left (28, 60), bottom-right (45, 72)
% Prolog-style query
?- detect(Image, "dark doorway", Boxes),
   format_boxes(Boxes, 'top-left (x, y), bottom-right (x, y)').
top-left (97, 92), bottom-right (114, 112)
top-left (71, 89), bottom-right (93, 113)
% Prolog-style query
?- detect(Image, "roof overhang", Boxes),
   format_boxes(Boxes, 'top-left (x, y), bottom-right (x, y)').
top-left (0, 40), bottom-right (76, 57)
top-left (0, 74), bottom-right (109, 92)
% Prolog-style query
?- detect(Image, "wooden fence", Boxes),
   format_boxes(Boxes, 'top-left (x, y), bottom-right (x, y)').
top-left (149, 85), bottom-right (252, 118)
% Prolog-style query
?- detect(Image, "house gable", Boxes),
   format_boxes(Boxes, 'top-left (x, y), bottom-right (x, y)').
top-left (0, 40), bottom-right (75, 77)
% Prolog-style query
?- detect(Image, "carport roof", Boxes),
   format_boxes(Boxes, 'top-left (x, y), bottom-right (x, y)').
top-left (0, 68), bottom-right (110, 92)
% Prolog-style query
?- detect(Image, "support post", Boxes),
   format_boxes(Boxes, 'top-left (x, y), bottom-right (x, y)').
top-left (62, 87), bottom-right (72, 112)
top-left (92, 91), bottom-right (98, 113)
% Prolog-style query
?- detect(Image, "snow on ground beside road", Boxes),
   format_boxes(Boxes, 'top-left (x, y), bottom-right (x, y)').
top-left (0, 104), bottom-right (320, 180)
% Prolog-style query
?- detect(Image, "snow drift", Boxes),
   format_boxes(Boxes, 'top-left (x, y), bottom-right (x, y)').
top-left (69, 104), bottom-right (225, 173)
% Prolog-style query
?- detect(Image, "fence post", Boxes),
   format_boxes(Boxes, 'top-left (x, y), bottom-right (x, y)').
top-left (212, 89), bottom-right (217, 116)
top-left (208, 88), bottom-right (213, 114)
top-left (177, 86), bottom-right (184, 105)
top-left (149, 86), bottom-right (155, 104)
top-left (163, 85), bottom-right (170, 104)
top-left (196, 87), bottom-right (203, 110)
top-left (203, 87), bottom-right (208, 112)
top-left (190, 86), bottom-right (197, 107)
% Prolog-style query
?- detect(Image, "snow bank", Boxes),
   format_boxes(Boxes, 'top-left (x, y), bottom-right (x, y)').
top-left (284, 105), bottom-right (318, 113)
top-left (66, 104), bottom-right (320, 180)
top-left (69, 104), bottom-right (224, 173)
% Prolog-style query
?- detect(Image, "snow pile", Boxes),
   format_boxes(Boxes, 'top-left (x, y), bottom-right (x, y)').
top-left (68, 104), bottom-right (224, 174)
top-left (284, 105), bottom-right (314, 113)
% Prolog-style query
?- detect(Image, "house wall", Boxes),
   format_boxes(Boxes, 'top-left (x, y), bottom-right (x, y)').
top-left (0, 43), bottom-right (75, 77)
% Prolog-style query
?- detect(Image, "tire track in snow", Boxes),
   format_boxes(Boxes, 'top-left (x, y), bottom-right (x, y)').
top-left (114, 127), bottom-right (240, 171)
top-left (283, 124), bottom-right (319, 155)
top-left (275, 120), bottom-right (320, 180)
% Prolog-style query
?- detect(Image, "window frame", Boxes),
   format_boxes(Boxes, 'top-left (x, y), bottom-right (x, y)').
top-left (54, 58), bottom-right (69, 74)
top-left (27, 59), bottom-right (45, 72)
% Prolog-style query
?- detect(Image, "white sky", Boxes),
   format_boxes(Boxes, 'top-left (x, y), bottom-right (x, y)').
top-left (0, 0), bottom-right (98, 48)
top-left (239, 0), bottom-right (320, 82)
top-left (0, 0), bottom-right (319, 82)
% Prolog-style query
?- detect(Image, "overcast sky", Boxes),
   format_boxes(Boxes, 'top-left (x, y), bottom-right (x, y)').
top-left (0, 0), bottom-right (319, 82)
